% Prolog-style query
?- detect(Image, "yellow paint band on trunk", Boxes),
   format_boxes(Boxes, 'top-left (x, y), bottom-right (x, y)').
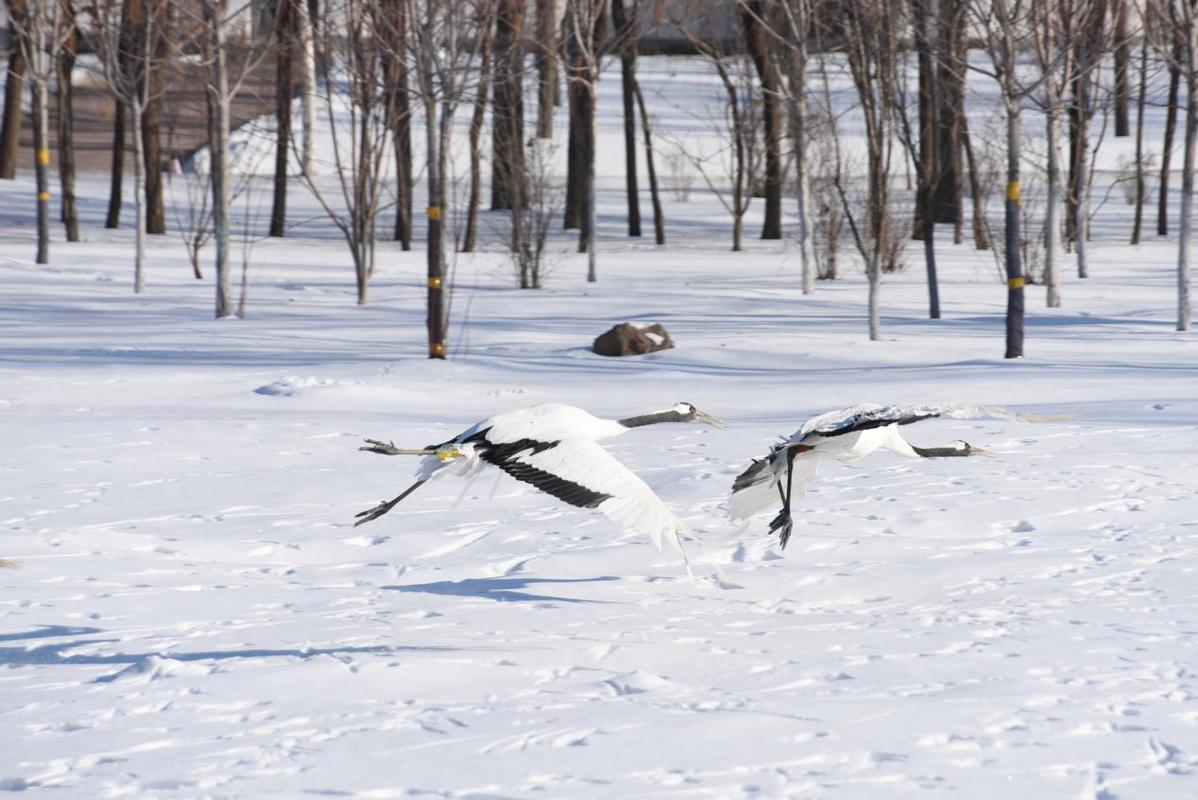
top-left (1008, 276), bottom-right (1026, 290)
top-left (37, 149), bottom-right (50, 166)
top-left (429, 341), bottom-right (446, 357)
top-left (38, 191), bottom-right (50, 201)
top-left (428, 276), bottom-right (442, 289)
top-left (1006, 181), bottom-right (1021, 203)
top-left (427, 206), bottom-right (442, 221)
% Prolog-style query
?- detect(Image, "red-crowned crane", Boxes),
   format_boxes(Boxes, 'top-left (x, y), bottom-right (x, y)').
top-left (354, 402), bottom-right (725, 558)
top-left (730, 403), bottom-right (1056, 549)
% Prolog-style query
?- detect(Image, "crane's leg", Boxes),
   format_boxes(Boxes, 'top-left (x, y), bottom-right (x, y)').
top-left (768, 449), bottom-right (798, 549)
top-left (360, 439), bottom-right (435, 456)
top-left (354, 479), bottom-right (429, 526)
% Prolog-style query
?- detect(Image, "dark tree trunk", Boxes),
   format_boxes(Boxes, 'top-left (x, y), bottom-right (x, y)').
top-left (961, 118), bottom-right (990, 250)
top-left (563, 64), bottom-right (588, 230)
top-left (463, 16), bottom-right (495, 252)
top-left (912, 0), bottom-right (936, 240)
top-left (612, 0), bottom-right (641, 237)
top-left (634, 79), bottom-right (665, 244)
top-left (491, 0), bottom-right (526, 211)
top-left (270, 0), bottom-right (295, 237)
top-left (379, 0), bottom-right (412, 249)
top-left (1113, 0), bottom-right (1130, 137)
top-left (32, 80), bottom-right (50, 264)
top-left (1160, 53), bottom-right (1182, 236)
top-left (57, 15), bottom-right (80, 242)
top-left (106, 99), bottom-right (125, 229)
top-left (1131, 35), bottom-right (1148, 244)
top-left (141, 0), bottom-right (166, 235)
top-left (0, 0), bottom-right (26, 180)
top-left (742, 0), bottom-right (782, 239)
top-left (536, 0), bottom-right (557, 139)
top-left (932, 0), bottom-right (964, 226)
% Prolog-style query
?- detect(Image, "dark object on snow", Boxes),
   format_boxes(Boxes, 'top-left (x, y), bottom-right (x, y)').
top-left (592, 323), bottom-right (674, 357)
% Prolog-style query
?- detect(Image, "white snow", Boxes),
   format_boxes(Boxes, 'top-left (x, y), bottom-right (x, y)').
top-left (1, 54), bottom-right (1197, 798)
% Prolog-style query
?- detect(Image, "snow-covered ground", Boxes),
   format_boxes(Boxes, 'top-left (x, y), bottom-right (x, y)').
top-left (2, 55), bottom-right (1198, 798)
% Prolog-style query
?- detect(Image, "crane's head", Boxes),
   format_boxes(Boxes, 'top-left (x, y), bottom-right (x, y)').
top-left (671, 402), bottom-right (727, 428)
top-left (953, 439), bottom-right (994, 457)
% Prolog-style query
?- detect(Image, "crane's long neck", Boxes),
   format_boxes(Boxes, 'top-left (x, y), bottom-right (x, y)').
top-left (617, 410), bottom-right (686, 429)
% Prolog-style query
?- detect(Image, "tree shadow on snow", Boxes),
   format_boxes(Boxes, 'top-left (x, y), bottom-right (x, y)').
top-left (0, 631), bottom-right (447, 671)
top-left (385, 575), bottom-right (619, 604)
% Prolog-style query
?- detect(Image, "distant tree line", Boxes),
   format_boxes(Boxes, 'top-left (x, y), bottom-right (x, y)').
top-left (0, 0), bottom-right (1194, 358)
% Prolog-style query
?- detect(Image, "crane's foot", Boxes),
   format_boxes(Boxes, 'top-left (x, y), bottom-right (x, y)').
top-left (360, 439), bottom-right (403, 456)
top-left (354, 498), bottom-right (399, 526)
top-left (768, 510), bottom-right (794, 550)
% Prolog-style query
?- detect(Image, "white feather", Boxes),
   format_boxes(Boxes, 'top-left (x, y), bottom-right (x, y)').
top-left (509, 439), bottom-right (685, 553)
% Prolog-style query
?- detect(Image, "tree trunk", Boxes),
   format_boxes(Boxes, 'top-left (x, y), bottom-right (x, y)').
top-left (1045, 101), bottom-right (1062, 308)
top-left (296, 0), bottom-right (316, 175)
top-left (56, 18), bottom-right (80, 243)
top-left (586, 81), bottom-right (597, 280)
top-left (1112, 0), bottom-right (1130, 137)
top-left (1131, 36), bottom-right (1148, 245)
top-left (210, 1), bottom-right (232, 317)
top-left (1179, 63), bottom-right (1196, 331)
top-left (564, 76), bottom-right (587, 229)
top-left (491, 0), bottom-right (526, 211)
top-left (933, 0), bottom-right (964, 226)
top-left (536, 0), bottom-right (557, 139)
top-left (132, 97), bottom-right (147, 292)
top-left (270, 0), bottom-right (295, 237)
top-left (1073, 71), bottom-right (1092, 278)
top-left (380, 0), bottom-right (412, 249)
top-left (1003, 99), bottom-right (1025, 358)
top-left (0, 1), bottom-right (26, 180)
top-left (142, 2), bottom-right (166, 236)
top-left (463, 18), bottom-right (495, 253)
top-left (612, 0), bottom-right (641, 237)
top-left (32, 77), bottom-right (51, 264)
top-left (425, 92), bottom-right (446, 358)
top-left (1160, 54), bottom-right (1181, 236)
top-left (106, 99), bottom-right (125, 228)
top-left (961, 115), bottom-right (989, 249)
top-left (743, 0), bottom-right (782, 239)
top-left (633, 80), bottom-right (665, 245)
top-left (913, 0), bottom-right (935, 240)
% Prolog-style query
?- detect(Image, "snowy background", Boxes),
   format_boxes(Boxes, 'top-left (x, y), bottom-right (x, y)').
top-left (2, 55), bottom-right (1198, 798)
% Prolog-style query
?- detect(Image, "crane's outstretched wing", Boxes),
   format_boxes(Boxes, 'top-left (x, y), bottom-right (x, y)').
top-left (797, 403), bottom-right (1050, 439)
top-left (730, 403), bottom-right (1070, 536)
top-left (479, 437), bottom-right (685, 553)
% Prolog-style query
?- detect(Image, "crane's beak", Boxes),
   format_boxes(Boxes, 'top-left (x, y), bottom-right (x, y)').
top-left (694, 411), bottom-right (727, 429)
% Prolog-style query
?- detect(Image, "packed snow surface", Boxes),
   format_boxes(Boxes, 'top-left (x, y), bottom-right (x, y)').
top-left (2, 55), bottom-right (1198, 798)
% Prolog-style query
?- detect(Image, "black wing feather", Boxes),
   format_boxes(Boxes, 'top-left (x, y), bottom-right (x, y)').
top-left (471, 435), bottom-right (613, 509)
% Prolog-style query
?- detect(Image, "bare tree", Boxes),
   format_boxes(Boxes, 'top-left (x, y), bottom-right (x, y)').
top-left (1066, 0), bottom-right (1109, 280)
top-left (90, 0), bottom-right (168, 289)
top-left (833, 0), bottom-right (903, 340)
top-left (564, 0), bottom-right (608, 281)
top-left (536, 0), bottom-right (558, 138)
top-left (298, 0), bottom-right (391, 306)
top-left (611, 0), bottom-right (641, 237)
top-left (13, 0), bottom-right (71, 264)
top-left (401, 0), bottom-right (495, 357)
top-left (671, 9), bottom-right (761, 252)
top-left (741, 0), bottom-right (783, 239)
top-left (269, 0), bottom-right (295, 237)
top-left (1149, 0), bottom-right (1197, 331)
top-left (377, 0), bottom-right (413, 249)
top-left (1158, 35), bottom-right (1181, 235)
top-left (491, 0), bottom-right (526, 211)
top-left (56, 0), bottom-right (80, 242)
top-left (969, 0), bottom-right (1037, 357)
top-left (0, 0), bottom-right (26, 179)
top-left (462, 4), bottom-right (495, 253)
